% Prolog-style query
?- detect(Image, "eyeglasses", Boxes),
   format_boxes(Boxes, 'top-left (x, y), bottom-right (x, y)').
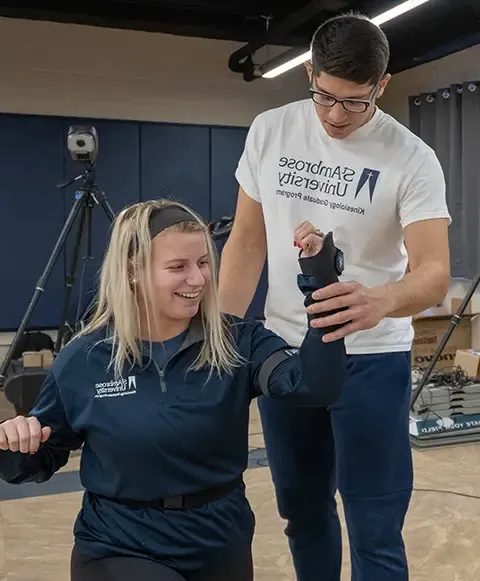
top-left (309, 83), bottom-right (379, 113)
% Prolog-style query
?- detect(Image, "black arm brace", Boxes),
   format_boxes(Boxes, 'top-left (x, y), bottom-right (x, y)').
top-left (254, 232), bottom-right (347, 396)
top-left (298, 231), bottom-right (348, 334)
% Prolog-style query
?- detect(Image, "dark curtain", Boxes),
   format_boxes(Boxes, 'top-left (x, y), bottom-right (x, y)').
top-left (409, 81), bottom-right (480, 279)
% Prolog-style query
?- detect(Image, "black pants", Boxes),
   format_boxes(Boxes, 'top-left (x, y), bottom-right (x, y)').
top-left (70, 545), bottom-right (253, 581)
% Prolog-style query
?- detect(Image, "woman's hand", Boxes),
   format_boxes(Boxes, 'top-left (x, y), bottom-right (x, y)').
top-left (0, 416), bottom-right (51, 454)
top-left (294, 221), bottom-right (324, 258)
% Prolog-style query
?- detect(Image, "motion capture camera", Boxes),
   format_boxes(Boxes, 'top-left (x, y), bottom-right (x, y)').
top-left (67, 125), bottom-right (98, 163)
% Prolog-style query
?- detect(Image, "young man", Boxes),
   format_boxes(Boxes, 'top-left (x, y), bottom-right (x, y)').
top-left (218, 12), bottom-right (451, 581)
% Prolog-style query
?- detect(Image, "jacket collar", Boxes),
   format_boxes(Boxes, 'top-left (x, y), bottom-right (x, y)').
top-left (102, 313), bottom-right (206, 360)
top-left (179, 313), bottom-right (205, 350)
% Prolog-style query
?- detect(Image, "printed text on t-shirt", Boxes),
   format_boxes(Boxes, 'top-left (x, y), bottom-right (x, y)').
top-left (277, 156), bottom-right (380, 204)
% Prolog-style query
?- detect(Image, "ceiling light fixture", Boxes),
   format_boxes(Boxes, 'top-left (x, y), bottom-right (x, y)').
top-left (261, 0), bottom-right (432, 79)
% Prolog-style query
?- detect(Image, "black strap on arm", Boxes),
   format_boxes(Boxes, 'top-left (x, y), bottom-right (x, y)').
top-left (256, 348), bottom-right (299, 396)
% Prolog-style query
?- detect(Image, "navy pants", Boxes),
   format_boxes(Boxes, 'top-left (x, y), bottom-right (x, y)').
top-left (70, 545), bottom-right (253, 581)
top-left (258, 352), bottom-right (413, 581)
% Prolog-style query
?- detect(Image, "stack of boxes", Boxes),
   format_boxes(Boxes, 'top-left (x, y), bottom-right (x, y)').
top-left (22, 349), bottom-right (54, 370)
top-left (412, 298), bottom-right (480, 377)
top-left (410, 298), bottom-right (480, 440)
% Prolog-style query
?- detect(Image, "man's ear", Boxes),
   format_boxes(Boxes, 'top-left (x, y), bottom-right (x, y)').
top-left (376, 73), bottom-right (391, 99)
top-left (304, 60), bottom-right (313, 82)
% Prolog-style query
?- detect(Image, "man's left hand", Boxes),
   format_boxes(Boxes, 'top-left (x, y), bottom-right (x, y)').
top-left (307, 281), bottom-right (392, 342)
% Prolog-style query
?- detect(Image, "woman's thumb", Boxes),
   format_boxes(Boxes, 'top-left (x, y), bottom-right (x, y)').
top-left (41, 426), bottom-right (52, 442)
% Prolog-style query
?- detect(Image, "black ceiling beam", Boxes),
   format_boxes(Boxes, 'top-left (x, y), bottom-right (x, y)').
top-left (228, 0), bottom-right (328, 74)
top-left (0, 3), bottom-right (314, 45)
top-left (389, 28), bottom-right (480, 75)
top-left (0, 6), bottom-right (227, 42)
top-left (386, 0), bottom-right (480, 65)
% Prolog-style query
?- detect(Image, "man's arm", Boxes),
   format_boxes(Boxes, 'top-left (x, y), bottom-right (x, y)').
top-left (382, 150), bottom-right (451, 316)
top-left (218, 187), bottom-right (267, 317)
top-left (372, 217), bottom-right (450, 317)
top-left (307, 217), bottom-right (450, 341)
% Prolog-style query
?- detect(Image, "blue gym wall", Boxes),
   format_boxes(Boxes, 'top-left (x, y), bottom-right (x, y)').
top-left (0, 113), bottom-right (267, 331)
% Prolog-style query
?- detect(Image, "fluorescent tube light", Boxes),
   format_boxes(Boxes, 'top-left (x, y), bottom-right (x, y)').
top-left (372, 0), bottom-right (432, 26)
top-left (261, 0), bottom-right (432, 78)
top-left (261, 51), bottom-right (312, 78)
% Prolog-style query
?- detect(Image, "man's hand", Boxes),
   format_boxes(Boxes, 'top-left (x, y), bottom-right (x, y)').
top-left (307, 282), bottom-right (393, 342)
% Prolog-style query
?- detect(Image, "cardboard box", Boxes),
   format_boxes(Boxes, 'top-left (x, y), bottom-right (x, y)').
top-left (411, 308), bottom-right (473, 371)
top-left (451, 297), bottom-right (473, 315)
top-left (22, 351), bottom-right (43, 368)
top-left (21, 349), bottom-right (54, 369)
top-left (40, 349), bottom-right (54, 368)
top-left (454, 349), bottom-right (480, 379)
top-left (472, 314), bottom-right (480, 349)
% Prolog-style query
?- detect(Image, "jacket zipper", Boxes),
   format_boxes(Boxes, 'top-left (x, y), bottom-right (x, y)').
top-left (150, 334), bottom-right (201, 394)
top-left (153, 361), bottom-right (167, 392)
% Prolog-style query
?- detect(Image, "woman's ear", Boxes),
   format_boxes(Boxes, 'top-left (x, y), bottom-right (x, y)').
top-left (128, 260), bottom-right (137, 285)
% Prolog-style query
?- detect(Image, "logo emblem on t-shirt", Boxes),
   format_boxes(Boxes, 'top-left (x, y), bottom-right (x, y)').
top-left (94, 376), bottom-right (137, 398)
top-left (354, 168), bottom-right (380, 202)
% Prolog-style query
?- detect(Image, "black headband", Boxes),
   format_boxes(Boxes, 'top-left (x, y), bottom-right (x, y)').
top-left (148, 206), bottom-right (198, 239)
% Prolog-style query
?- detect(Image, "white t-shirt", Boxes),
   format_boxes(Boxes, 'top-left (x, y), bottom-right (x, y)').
top-left (235, 99), bottom-right (451, 354)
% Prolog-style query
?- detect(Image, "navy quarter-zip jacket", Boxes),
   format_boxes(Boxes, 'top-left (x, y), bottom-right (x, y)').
top-left (0, 273), bottom-right (346, 568)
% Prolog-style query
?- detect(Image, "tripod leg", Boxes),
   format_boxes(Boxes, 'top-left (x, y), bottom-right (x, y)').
top-left (0, 194), bottom-right (87, 387)
top-left (54, 200), bottom-right (87, 353)
top-left (75, 187), bottom-right (116, 327)
top-left (93, 187), bottom-right (116, 222)
top-left (86, 196), bottom-right (93, 258)
top-left (72, 199), bottom-right (96, 333)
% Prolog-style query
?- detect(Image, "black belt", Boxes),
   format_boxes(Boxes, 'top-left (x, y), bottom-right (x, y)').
top-left (94, 477), bottom-right (244, 510)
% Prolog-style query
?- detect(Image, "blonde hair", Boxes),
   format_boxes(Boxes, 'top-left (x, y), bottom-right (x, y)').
top-left (75, 199), bottom-right (242, 379)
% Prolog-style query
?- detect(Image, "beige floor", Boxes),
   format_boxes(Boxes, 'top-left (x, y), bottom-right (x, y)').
top-left (1, 396), bottom-right (480, 580)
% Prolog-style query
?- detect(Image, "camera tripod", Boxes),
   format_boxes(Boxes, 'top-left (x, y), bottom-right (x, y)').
top-left (0, 162), bottom-right (115, 387)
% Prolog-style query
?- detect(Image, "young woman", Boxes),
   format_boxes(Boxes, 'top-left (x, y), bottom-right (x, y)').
top-left (0, 199), bottom-right (346, 581)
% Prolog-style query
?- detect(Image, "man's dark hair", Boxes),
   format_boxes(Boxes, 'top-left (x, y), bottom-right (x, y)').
top-left (310, 12), bottom-right (390, 85)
